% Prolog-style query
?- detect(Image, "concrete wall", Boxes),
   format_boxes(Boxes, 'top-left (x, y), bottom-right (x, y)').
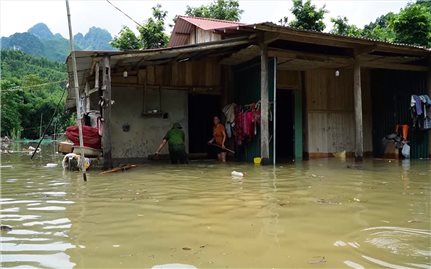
top-left (110, 87), bottom-right (188, 160)
top-left (304, 68), bottom-right (372, 157)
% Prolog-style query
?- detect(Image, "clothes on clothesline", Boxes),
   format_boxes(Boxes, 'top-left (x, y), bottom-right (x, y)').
top-left (410, 94), bottom-right (431, 130)
top-left (222, 101), bottom-right (272, 146)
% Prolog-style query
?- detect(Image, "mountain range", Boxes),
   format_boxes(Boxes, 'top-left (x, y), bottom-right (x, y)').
top-left (0, 23), bottom-right (116, 62)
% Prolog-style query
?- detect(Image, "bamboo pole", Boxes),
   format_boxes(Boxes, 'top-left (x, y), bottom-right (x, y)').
top-left (65, 0), bottom-right (87, 181)
top-left (260, 41), bottom-right (270, 161)
top-left (102, 56), bottom-right (113, 169)
top-left (353, 59), bottom-right (363, 161)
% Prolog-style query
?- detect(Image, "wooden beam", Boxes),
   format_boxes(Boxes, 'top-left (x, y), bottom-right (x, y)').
top-left (354, 45), bottom-right (377, 56)
top-left (111, 38), bottom-right (251, 61)
top-left (260, 40), bottom-right (270, 160)
top-left (428, 58), bottom-right (431, 158)
top-left (269, 48), bottom-right (354, 66)
top-left (263, 32), bottom-right (280, 44)
top-left (102, 56), bottom-right (113, 169)
top-left (353, 59), bottom-right (363, 161)
top-left (361, 61), bottom-right (429, 72)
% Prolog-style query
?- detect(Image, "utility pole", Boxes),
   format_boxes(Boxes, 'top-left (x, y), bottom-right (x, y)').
top-left (65, 0), bottom-right (87, 181)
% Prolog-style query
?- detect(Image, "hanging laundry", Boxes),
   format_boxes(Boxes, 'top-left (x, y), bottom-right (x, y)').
top-left (411, 95), bottom-right (423, 115)
top-left (222, 103), bottom-right (236, 124)
top-left (244, 111), bottom-right (254, 138)
top-left (234, 106), bottom-right (245, 145)
top-left (410, 94), bottom-right (431, 131)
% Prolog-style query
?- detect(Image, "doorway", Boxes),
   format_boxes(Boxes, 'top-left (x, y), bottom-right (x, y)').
top-left (276, 90), bottom-right (294, 161)
top-left (188, 94), bottom-right (220, 154)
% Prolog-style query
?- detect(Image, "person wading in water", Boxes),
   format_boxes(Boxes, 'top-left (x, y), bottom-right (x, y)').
top-left (155, 122), bottom-right (188, 164)
top-left (208, 116), bottom-right (227, 162)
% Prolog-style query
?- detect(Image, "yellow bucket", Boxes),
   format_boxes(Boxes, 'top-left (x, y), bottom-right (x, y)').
top-left (253, 157), bottom-right (262, 165)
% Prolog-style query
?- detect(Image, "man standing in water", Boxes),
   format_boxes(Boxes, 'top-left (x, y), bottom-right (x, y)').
top-left (208, 115), bottom-right (227, 162)
top-left (155, 122), bottom-right (188, 164)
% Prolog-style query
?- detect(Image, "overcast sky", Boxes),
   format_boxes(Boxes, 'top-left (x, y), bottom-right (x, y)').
top-left (0, 0), bottom-right (410, 38)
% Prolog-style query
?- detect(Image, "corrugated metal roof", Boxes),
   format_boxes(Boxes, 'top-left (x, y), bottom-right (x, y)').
top-left (66, 37), bottom-right (252, 108)
top-left (178, 16), bottom-right (243, 30)
top-left (168, 16), bottom-right (243, 47)
top-left (226, 22), bottom-right (431, 52)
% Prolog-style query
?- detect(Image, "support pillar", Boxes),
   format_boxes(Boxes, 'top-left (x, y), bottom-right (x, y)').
top-left (260, 42), bottom-right (270, 160)
top-left (353, 60), bottom-right (364, 161)
top-left (428, 65), bottom-right (431, 158)
top-left (102, 56), bottom-right (112, 169)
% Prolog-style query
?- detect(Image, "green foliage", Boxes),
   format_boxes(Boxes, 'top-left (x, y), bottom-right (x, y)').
top-left (393, 3), bottom-right (431, 46)
top-left (330, 16), bottom-right (362, 37)
top-left (185, 0), bottom-right (243, 21)
top-left (111, 4), bottom-right (169, 50)
top-left (138, 4), bottom-right (169, 49)
top-left (0, 50), bottom-right (72, 139)
top-left (111, 26), bottom-right (142, 50)
top-left (0, 80), bottom-right (22, 137)
top-left (289, 0), bottom-right (327, 32)
top-left (362, 13), bottom-right (396, 42)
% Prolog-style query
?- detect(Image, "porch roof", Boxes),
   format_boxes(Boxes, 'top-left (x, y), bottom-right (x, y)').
top-left (65, 37), bottom-right (252, 108)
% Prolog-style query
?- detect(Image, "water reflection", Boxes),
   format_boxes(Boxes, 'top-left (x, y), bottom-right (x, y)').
top-left (1, 142), bottom-right (430, 268)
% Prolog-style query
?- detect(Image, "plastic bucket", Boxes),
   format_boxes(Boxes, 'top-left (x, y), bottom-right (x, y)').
top-left (253, 157), bottom-right (262, 165)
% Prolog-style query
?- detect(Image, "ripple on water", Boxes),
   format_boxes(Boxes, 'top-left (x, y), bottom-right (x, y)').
top-left (341, 226), bottom-right (431, 269)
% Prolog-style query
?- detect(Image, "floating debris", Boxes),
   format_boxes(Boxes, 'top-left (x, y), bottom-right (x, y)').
top-left (0, 225), bottom-right (13, 232)
top-left (231, 171), bottom-right (244, 177)
top-left (317, 199), bottom-right (341, 205)
top-left (182, 247), bottom-right (191, 251)
top-left (308, 256), bottom-right (327, 264)
top-left (151, 264), bottom-right (197, 269)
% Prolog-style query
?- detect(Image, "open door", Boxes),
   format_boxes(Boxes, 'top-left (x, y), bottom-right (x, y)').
top-left (188, 94), bottom-right (220, 154)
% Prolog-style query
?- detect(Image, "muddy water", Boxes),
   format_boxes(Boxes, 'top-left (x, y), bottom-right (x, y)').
top-left (1, 142), bottom-right (430, 268)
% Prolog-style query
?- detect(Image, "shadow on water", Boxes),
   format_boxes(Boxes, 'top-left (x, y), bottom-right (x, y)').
top-left (1, 141), bottom-right (430, 268)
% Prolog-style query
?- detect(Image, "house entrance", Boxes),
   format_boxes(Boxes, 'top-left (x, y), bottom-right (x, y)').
top-left (188, 94), bottom-right (220, 154)
top-left (276, 90), bottom-right (295, 161)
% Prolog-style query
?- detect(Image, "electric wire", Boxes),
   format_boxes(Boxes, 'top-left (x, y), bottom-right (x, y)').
top-left (105, 0), bottom-right (143, 27)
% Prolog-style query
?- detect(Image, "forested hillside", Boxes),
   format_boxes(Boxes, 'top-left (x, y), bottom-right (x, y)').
top-left (1, 23), bottom-right (115, 62)
top-left (0, 50), bottom-right (72, 139)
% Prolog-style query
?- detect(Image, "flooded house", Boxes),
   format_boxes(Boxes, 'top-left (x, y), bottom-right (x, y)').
top-left (66, 16), bottom-right (431, 168)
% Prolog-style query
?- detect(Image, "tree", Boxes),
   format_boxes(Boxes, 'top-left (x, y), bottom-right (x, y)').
top-left (138, 4), bottom-right (169, 49)
top-left (362, 13), bottom-right (396, 42)
top-left (185, 0), bottom-right (243, 21)
top-left (392, 3), bottom-right (431, 47)
top-left (111, 4), bottom-right (169, 50)
top-left (0, 80), bottom-right (22, 138)
top-left (111, 26), bottom-right (141, 50)
top-left (330, 16), bottom-right (362, 37)
top-left (289, 0), bottom-right (327, 32)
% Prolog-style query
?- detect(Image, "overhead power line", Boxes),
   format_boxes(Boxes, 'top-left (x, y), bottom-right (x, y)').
top-left (105, 0), bottom-right (143, 28)
top-left (0, 80), bottom-right (67, 92)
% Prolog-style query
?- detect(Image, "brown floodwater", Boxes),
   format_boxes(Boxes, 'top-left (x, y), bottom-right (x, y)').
top-left (1, 142), bottom-right (430, 269)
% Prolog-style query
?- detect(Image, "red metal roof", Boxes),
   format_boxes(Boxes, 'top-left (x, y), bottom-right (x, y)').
top-left (168, 16), bottom-right (243, 47)
top-left (178, 16), bottom-right (243, 30)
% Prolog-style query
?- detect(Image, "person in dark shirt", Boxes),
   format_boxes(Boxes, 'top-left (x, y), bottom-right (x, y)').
top-left (155, 122), bottom-right (188, 164)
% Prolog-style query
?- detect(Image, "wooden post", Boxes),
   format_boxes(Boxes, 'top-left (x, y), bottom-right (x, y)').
top-left (260, 41), bottom-right (270, 160)
top-left (84, 82), bottom-right (90, 112)
top-left (353, 59), bottom-right (364, 161)
top-left (102, 56), bottom-right (113, 169)
top-left (294, 90), bottom-right (303, 161)
top-left (428, 65), bottom-right (431, 158)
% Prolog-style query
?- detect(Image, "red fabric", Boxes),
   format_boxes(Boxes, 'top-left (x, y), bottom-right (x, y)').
top-left (66, 125), bottom-right (101, 149)
top-left (244, 112), bottom-right (254, 137)
top-left (234, 108), bottom-right (244, 145)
